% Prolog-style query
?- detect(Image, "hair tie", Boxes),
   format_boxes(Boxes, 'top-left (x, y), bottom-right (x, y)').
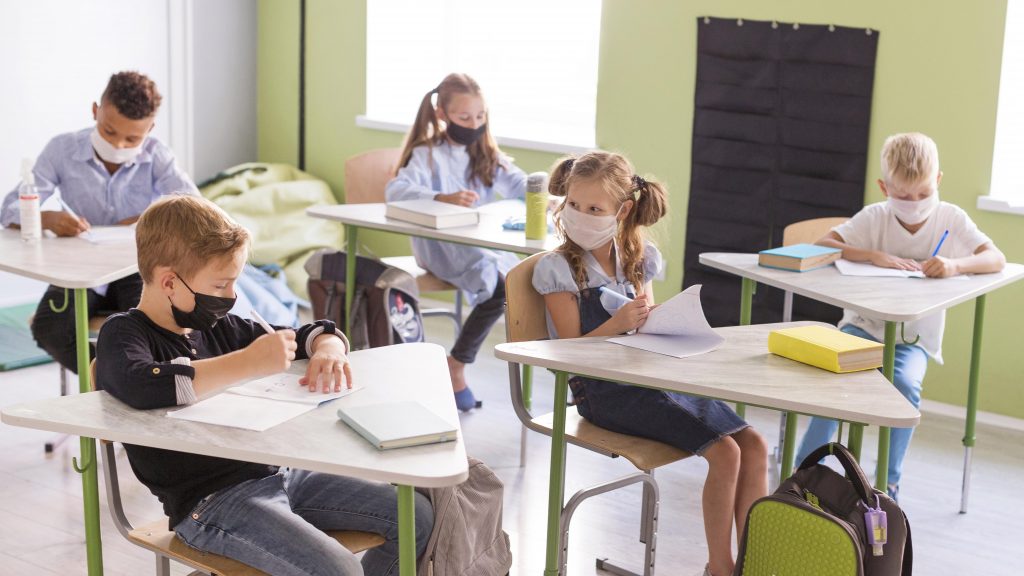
top-left (564, 158), bottom-right (576, 172)
top-left (632, 174), bottom-right (648, 191)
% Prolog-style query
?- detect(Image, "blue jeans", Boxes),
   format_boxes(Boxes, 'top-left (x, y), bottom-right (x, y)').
top-left (795, 324), bottom-right (928, 487)
top-left (174, 468), bottom-right (433, 576)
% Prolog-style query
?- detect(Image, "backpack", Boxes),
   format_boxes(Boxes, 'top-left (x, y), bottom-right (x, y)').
top-left (305, 249), bottom-right (424, 350)
top-left (417, 457), bottom-right (512, 576)
top-left (736, 443), bottom-right (912, 576)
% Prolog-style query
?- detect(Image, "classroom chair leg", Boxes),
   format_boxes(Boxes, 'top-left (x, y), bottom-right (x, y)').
top-left (154, 554), bottom-right (170, 576)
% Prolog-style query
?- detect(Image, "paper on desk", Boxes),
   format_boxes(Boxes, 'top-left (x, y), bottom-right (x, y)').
top-left (167, 394), bottom-right (316, 431)
top-left (228, 372), bottom-right (362, 405)
top-left (607, 285), bottom-right (725, 358)
top-left (834, 259), bottom-right (968, 280)
top-left (78, 226), bottom-right (136, 245)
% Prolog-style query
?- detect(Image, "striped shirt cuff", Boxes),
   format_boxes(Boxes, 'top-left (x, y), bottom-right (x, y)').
top-left (170, 357), bottom-right (197, 405)
top-left (305, 326), bottom-right (350, 358)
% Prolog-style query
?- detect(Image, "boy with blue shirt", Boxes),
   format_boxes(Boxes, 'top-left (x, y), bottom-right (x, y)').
top-left (1, 71), bottom-right (197, 373)
top-left (795, 132), bottom-right (1006, 501)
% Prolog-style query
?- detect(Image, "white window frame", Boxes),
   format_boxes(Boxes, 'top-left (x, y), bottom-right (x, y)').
top-left (980, 0), bottom-right (1024, 216)
top-left (359, 0), bottom-right (601, 155)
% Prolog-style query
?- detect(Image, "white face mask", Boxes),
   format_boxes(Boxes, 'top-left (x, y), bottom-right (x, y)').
top-left (558, 204), bottom-right (620, 251)
top-left (90, 128), bottom-right (144, 165)
top-left (888, 192), bottom-right (939, 225)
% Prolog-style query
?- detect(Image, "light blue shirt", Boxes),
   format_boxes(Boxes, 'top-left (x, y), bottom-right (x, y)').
top-left (2, 127), bottom-right (198, 227)
top-left (384, 141), bottom-right (527, 305)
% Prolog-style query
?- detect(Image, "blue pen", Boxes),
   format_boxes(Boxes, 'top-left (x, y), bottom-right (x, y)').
top-left (931, 229), bottom-right (949, 257)
top-left (598, 285), bottom-right (633, 304)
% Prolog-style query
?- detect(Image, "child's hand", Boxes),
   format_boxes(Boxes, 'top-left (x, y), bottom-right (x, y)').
top-left (41, 211), bottom-right (90, 236)
top-left (870, 251), bottom-right (921, 271)
top-left (921, 256), bottom-right (959, 278)
top-left (248, 331), bottom-right (297, 376)
top-left (301, 349), bottom-right (352, 393)
top-left (611, 294), bottom-right (650, 333)
top-left (435, 190), bottom-right (479, 207)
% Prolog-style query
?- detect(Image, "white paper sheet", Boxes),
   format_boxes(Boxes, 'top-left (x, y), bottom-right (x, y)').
top-left (607, 285), bottom-right (725, 358)
top-left (167, 394), bottom-right (316, 431)
top-left (228, 372), bottom-right (362, 405)
top-left (834, 259), bottom-right (968, 280)
top-left (78, 226), bottom-right (136, 245)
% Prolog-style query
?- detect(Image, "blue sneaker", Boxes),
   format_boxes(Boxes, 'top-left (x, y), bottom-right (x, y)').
top-left (886, 484), bottom-right (900, 503)
top-left (454, 387), bottom-right (482, 412)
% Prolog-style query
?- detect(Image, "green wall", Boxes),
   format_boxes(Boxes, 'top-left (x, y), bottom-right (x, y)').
top-left (258, 0), bottom-right (1023, 419)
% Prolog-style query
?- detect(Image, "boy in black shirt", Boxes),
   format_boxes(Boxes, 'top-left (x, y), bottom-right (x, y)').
top-left (97, 195), bottom-right (431, 576)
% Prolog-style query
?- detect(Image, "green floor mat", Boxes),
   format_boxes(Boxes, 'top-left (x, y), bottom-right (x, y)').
top-left (0, 302), bottom-right (53, 371)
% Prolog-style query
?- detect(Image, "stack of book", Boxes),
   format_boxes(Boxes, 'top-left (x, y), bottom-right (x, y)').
top-left (758, 244), bottom-right (842, 272)
top-left (768, 325), bottom-right (883, 373)
top-left (385, 199), bottom-right (480, 229)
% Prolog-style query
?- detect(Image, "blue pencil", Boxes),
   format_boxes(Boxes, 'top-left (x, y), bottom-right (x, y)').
top-left (931, 229), bottom-right (949, 258)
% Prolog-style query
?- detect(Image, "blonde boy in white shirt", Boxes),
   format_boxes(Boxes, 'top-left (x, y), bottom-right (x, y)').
top-left (795, 132), bottom-right (1006, 501)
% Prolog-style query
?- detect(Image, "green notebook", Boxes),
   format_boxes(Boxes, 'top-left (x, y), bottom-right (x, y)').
top-left (338, 401), bottom-right (457, 450)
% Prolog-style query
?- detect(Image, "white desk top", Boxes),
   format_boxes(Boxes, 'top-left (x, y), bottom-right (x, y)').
top-left (2, 343), bottom-right (469, 488)
top-left (494, 323), bottom-right (920, 428)
top-left (0, 229), bottom-right (138, 288)
top-left (699, 253), bottom-right (1024, 322)
top-left (306, 202), bottom-right (562, 255)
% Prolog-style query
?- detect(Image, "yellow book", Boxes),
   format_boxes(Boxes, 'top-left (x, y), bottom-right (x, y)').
top-left (768, 325), bottom-right (883, 373)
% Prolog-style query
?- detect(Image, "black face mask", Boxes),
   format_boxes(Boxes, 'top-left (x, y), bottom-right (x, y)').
top-left (169, 275), bottom-right (236, 330)
top-left (446, 121), bottom-right (487, 146)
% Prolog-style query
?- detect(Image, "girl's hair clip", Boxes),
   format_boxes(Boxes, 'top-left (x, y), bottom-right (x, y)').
top-left (564, 158), bottom-right (576, 172)
top-left (632, 174), bottom-right (648, 191)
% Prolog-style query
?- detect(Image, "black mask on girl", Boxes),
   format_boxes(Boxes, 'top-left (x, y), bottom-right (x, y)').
top-left (446, 121), bottom-right (487, 146)
top-left (169, 275), bottom-right (236, 330)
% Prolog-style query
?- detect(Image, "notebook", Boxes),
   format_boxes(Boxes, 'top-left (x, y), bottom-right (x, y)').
top-left (768, 325), bottom-right (883, 373)
top-left (758, 244), bottom-right (842, 272)
top-left (337, 401), bottom-right (457, 450)
top-left (607, 285), bottom-right (725, 359)
top-left (385, 199), bottom-right (480, 229)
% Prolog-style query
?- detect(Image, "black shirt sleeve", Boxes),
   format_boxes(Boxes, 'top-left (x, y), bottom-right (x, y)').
top-left (96, 313), bottom-right (194, 410)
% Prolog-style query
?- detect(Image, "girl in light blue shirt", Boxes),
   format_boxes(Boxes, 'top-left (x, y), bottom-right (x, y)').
top-left (386, 73), bottom-right (526, 411)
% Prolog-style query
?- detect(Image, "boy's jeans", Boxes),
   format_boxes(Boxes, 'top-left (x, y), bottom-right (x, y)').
top-left (174, 468), bottom-right (433, 576)
top-left (794, 324), bottom-right (928, 487)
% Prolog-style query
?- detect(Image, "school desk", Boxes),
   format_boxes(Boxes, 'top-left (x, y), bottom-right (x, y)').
top-left (2, 342), bottom-right (468, 576)
top-left (699, 252), bottom-right (1024, 511)
top-left (0, 228), bottom-right (137, 575)
top-left (494, 322), bottom-right (918, 576)
top-left (306, 201), bottom-right (561, 335)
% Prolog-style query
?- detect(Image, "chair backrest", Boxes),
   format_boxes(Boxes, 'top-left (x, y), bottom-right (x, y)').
top-left (343, 148), bottom-right (403, 204)
top-left (782, 217), bottom-right (849, 246)
top-left (504, 252), bottom-right (552, 343)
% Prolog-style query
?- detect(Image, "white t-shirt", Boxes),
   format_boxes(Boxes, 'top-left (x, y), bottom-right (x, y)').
top-left (833, 200), bottom-right (992, 363)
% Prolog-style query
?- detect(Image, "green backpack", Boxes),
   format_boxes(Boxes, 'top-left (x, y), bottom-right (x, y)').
top-left (736, 443), bottom-right (912, 576)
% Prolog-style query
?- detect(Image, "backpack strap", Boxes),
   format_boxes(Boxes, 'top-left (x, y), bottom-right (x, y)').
top-left (798, 442), bottom-right (874, 505)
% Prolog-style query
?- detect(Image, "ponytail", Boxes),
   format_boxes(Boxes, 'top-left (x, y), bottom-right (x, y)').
top-left (396, 88), bottom-right (442, 175)
top-left (626, 174), bottom-right (668, 227)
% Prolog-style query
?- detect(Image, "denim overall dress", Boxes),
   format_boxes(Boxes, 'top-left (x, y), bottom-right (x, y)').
top-left (569, 287), bottom-right (749, 455)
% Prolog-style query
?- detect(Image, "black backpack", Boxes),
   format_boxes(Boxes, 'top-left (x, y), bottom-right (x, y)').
top-left (305, 249), bottom-right (424, 350)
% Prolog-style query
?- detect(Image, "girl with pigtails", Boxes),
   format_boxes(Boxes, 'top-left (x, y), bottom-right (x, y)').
top-left (532, 151), bottom-right (768, 576)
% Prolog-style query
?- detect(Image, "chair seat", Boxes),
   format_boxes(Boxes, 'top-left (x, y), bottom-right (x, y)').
top-left (382, 255), bottom-right (458, 293)
top-left (532, 411), bottom-right (691, 471)
top-left (128, 519), bottom-right (385, 576)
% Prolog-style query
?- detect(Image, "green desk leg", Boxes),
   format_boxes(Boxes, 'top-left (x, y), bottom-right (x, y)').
top-left (544, 371), bottom-right (569, 576)
top-left (73, 288), bottom-right (103, 575)
top-left (397, 484), bottom-right (416, 576)
top-left (780, 412), bottom-right (798, 480)
top-left (523, 364), bottom-right (533, 412)
top-left (736, 278), bottom-right (755, 419)
top-left (848, 423), bottom-right (864, 461)
top-left (961, 295), bottom-right (986, 514)
top-left (875, 321), bottom-right (897, 491)
top-left (344, 225), bottom-right (358, 336)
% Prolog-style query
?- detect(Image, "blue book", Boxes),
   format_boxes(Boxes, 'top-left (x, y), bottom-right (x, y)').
top-left (758, 243), bottom-right (842, 272)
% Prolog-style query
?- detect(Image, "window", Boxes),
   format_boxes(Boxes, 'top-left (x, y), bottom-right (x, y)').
top-left (985, 0), bottom-right (1024, 212)
top-left (363, 0), bottom-right (602, 153)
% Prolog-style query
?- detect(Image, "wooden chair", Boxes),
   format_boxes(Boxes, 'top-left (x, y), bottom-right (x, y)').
top-left (771, 217), bottom-right (849, 482)
top-left (344, 148), bottom-right (464, 338)
top-left (504, 253), bottom-right (692, 576)
top-left (90, 361), bottom-right (385, 576)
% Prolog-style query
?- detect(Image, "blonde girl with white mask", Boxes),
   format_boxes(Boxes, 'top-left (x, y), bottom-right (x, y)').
top-left (531, 151), bottom-right (769, 576)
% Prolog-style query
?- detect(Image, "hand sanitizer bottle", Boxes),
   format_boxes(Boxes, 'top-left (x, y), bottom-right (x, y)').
top-left (18, 159), bottom-right (42, 242)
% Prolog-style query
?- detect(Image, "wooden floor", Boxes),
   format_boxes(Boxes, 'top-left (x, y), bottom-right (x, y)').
top-left (2, 314), bottom-right (1023, 575)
